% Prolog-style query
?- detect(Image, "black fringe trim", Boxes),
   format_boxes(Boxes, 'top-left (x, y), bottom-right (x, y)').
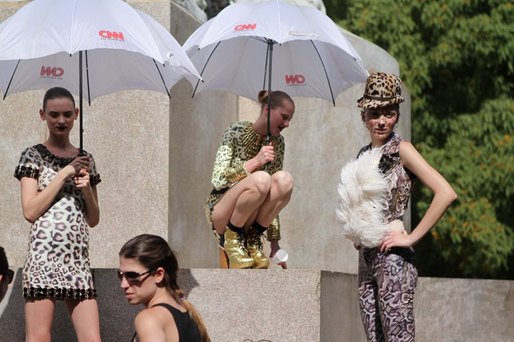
top-left (23, 287), bottom-right (97, 300)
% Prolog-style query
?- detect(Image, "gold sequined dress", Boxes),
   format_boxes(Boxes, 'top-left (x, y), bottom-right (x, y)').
top-left (205, 121), bottom-right (285, 241)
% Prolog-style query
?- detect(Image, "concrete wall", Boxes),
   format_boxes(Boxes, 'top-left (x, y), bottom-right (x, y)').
top-left (2, 268), bottom-right (513, 341)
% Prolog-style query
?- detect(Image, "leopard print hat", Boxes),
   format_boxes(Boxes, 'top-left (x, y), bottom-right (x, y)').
top-left (357, 72), bottom-right (404, 110)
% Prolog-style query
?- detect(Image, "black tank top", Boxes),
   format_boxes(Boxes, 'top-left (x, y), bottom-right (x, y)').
top-left (132, 303), bottom-right (201, 342)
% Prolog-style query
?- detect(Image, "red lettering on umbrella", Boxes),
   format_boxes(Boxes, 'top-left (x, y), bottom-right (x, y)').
top-left (234, 24), bottom-right (256, 31)
top-left (40, 66), bottom-right (64, 78)
top-left (98, 30), bottom-right (125, 41)
top-left (284, 74), bottom-right (305, 85)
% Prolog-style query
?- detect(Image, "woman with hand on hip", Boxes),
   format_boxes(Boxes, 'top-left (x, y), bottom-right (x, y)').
top-left (336, 72), bottom-right (457, 341)
top-left (14, 87), bottom-right (101, 342)
top-left (205, 90), bottom-right (295, 269)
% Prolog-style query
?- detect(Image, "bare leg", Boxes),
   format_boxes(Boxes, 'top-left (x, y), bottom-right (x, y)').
top-left (255, 171), bottom-right (294, 226)
top-left (212, 171), bottom-right (271, 234)
top-left (66, 298), bottom-right (101, 342)
top-left (25, 299), bottom-right (56, 342)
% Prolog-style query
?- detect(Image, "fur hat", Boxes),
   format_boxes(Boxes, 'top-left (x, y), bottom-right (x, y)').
top-left (357, 72), bottom-right (404, 110)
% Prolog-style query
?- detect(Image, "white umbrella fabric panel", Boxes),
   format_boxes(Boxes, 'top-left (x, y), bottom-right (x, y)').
top-left (183, 0), bottom-right (368, 103)
top-left (0, 0), bottom-right (201, 101)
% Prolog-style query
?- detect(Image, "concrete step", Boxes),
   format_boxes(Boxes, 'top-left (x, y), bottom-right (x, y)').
top-left (1, 269), bottom-right (513, 341)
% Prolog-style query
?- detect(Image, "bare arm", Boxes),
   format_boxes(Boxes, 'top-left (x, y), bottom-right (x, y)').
top-left (20, 155), bottom-right (92, 224)
top-left (20, 165), bottom-right (75, 223)
top-left (134, 309), bottom-right (178, 342)
top-left (75, 169), bottom-right (100, 227)
top-left (380, 141), bottom-right (457, 251)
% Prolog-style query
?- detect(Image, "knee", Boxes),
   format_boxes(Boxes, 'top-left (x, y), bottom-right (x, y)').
top-left (271, 170), bottom-right (294, 194)
top-left (249, 171), bottom-right (272, 196)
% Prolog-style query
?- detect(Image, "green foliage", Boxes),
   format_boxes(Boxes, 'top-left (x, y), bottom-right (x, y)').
top-left (417, 99), bottom-right (514, 277)
top-left (329, 1), bottom-right (514, 278)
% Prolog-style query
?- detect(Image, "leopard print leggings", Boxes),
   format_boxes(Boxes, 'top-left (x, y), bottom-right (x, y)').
top-left (358, 247), bottom-right (418, 342)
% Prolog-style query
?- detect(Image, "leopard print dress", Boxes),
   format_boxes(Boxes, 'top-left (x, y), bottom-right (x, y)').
top-left (14, 144), bottom-right (101, 300)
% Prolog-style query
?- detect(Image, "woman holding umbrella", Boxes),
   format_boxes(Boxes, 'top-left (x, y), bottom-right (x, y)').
top-left (205, 90), bottom-right (295, 269)
top-left (14, 87), bottom-right (101, 341)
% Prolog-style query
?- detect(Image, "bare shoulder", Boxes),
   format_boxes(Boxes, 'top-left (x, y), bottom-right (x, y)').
top-left (135, 306), bottom-right (179, 342)
top-left (134, 308), bottom-right (167, 341)
top-left (135, 308), bottom-right (162, 328)
top-left (398, 140), bottom-right (426, 167)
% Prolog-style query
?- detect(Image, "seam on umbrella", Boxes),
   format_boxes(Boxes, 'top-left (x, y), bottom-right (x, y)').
top-left (310, 40), bottom-right (335, 105)
top-left (153, 59), bottom-right (171, 98)
top-left (193, 41), bottom-right (221, 97)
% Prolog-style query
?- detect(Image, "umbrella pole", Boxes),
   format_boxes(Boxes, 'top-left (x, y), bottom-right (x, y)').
top-left (266, 41), bottom-right (274, 142)
top-left (79, 51), bottom-right (83, 153)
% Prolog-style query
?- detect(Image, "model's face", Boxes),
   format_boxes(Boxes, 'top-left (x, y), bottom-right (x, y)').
top-left (118, 256), bottom-right (156, 306)
top-left (362, 105), bottom-right (399, 144)
top-left (40, 97), bottom-right (78, 136)
top-left (268, 100), bottom-right (294, 136)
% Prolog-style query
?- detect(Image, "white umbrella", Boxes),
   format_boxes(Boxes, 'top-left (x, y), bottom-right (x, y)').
top-left (0, 0), bottom-right (201, 150)
top-left (183, 0), bottom-right (368, 105)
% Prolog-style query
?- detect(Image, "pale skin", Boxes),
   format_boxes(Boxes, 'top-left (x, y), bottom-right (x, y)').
top-left (211, 99), bottom-right (295, 269)
top-left (361, 105), bottom-right (457, 252)
top-left (21, 96), bottom-right (100, 342)
top-left (119, 257), bottom-right (184, 342)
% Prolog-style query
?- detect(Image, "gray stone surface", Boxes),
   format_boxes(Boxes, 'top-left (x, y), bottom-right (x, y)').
top-left (1, 269), bottom-right (513, 341)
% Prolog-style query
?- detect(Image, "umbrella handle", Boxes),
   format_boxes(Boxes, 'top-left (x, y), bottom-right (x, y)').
top-left (266, 41), bottom-right (274, 141)
top-left (79, 51), bottom-right (83, 153)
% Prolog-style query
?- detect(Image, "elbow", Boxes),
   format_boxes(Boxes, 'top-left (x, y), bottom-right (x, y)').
top-left (445, 188), bottom-right (458, 205)
top-left (87, 216), bottom-right (100, 228)
top-left (22, 210), bottom-right (37, 224)
top-left (24, 216), bottom-right (36, 224)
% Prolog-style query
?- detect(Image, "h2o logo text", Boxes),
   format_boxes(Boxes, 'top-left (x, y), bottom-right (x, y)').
top-left (285, 74), bottom-right (305, 85)
top-left (40, 66), bottom-right (64, 78)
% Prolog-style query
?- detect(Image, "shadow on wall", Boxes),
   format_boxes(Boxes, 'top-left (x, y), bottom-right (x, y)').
top-left (0, 269), bottom-right (200, 341)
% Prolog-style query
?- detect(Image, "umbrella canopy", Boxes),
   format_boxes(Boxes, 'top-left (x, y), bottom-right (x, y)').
top-left (183, 0), bottom-right (368, 104)
top-left (0, 0), bottom-right (201, 149)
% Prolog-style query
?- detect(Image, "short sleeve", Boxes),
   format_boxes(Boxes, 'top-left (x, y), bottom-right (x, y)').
top-left (14, 147), bottom-right (40, 180)
top-left (87, 153), bottom-right (101, 187)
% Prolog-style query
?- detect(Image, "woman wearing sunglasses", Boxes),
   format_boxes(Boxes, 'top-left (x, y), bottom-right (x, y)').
top-left (118, 234), bottom-right (210, 342)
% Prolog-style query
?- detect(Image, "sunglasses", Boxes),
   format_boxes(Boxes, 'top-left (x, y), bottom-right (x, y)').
top-left (1, 269), bottom-right (14, 284)
top-left (116, 269), bottom-right (155, 285)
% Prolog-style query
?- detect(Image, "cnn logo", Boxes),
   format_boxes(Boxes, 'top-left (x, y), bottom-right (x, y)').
top-left (98, 30), bottom-right (125, 41)
top-left (234, 23), bottom-right (256, 31)
top-left (40, 66), bottom-right (64, 78)
top-left (285, 74), bottom-right (305, 85)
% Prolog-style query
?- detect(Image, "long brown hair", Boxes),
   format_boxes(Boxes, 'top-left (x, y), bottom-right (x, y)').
top-left (119, 234), bottom-right (210, 342)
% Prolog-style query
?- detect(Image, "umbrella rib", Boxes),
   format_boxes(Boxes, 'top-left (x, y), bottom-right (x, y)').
top-left (192, 41), bottom-right (221, 97)
top-left (85, 50), bottom-right (92, 105)
top-left (152, 59), bottom-right (171, 98)
top-left (3, 59), bottom-right (20, 100)
top-left (310, 40), bottom-right (335, 105)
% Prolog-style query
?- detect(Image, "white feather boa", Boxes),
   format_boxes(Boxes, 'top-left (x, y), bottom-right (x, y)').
top-left (336, 148), bottom-right (389, 248)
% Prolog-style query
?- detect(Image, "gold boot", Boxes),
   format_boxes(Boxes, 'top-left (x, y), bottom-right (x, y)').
top-left (224, 229), bottom-right (254, 269)
top-left (246, 227), bottom-right (270, 269)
